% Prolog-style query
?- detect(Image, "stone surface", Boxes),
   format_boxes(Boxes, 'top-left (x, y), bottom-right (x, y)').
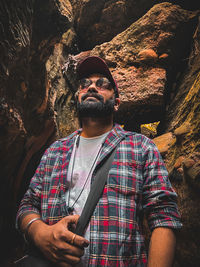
top-left (71, 0), bottom-right (200, 50)
top-left (71, 0), bottom-right (157, 49)
top-left (0, 0), bottom-right (74, 264)
top-left (183, 153), bottom-right (200, 187)
top-left (153, 132), bottom-right (176, 155)
top-left (63, 3), bottom-right (198, 131)
top-left (137, 49), bottom-right (158, 63)
top-left (140, 121), bottom-right (160, 138)
top-left (162, 16), bottom-right (200, 267)
top-left (174, 156), bottom-right (185, 169)
top-left (174, 121), bottom-right (191, 136)
top-left (184, 160), bottom-right (200, 182)
top-left (90, 2), bottom-right (198, 130)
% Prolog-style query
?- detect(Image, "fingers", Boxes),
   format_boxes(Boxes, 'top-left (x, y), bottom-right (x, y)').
top-left (63, 215), bottom-right (80, 226)
top-left (60, 229), bottom-right (89, 250)
top-left (61, 215), bottom-right (79, 234)
top-left (56, 241), bottom-right (85, 257)
top-left (44, 242), bottom-right (83, 265)
top-left (46, 249), bottom-right (80, 267)
top-left (64, 229), bottom-right (89, 248)
top-left (40, 215), bottom-right (89, 265)
top-left (58, 253), bottom-right (82, 265)
top-left (61, 216), bottom-right (89, 248)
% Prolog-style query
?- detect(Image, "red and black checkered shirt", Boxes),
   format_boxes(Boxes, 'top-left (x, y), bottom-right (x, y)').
top-left (17, 124), bottom-right (182, 266)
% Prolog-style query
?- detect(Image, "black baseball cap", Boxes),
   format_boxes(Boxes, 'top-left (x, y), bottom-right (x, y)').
top-left (77, 56), bottom-right (119, 97)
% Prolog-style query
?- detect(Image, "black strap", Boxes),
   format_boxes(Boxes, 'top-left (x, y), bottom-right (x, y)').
top-left (74, 146), bottom-right (117, 236)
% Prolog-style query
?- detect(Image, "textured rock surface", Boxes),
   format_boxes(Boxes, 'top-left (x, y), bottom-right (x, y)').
top-left (71, 0), bottom-right (200, 49)
top-left (0, 0), bottom-right (73, 264)
top-left (153, 132), bottom-right (176, 155)
top-left (161, 18), bottom-right (200, 266)
top-left (0, 1), bottom-right (200, 266)
top-left (71, 0), bottom-right (157, 49)
top-left (63, 3), bottom-right (197, 131)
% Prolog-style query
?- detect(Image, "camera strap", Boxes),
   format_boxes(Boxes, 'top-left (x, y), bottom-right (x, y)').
top-left (74, 144), bottom-right (118, 236)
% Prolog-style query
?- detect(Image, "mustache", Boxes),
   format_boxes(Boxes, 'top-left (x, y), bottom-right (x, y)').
top-left (81, 92), bottom-right (104, 102)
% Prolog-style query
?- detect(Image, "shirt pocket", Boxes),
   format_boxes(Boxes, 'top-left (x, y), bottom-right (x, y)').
top-left (107, 160), bottom-right (143, 197)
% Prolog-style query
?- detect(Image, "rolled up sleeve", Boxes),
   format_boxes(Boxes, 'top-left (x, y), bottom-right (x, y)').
top-left (142, 138), bottom-right (182, 231)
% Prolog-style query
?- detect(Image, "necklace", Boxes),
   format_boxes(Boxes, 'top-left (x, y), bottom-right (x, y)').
top-left (67, 135), bottom-right (104, 214)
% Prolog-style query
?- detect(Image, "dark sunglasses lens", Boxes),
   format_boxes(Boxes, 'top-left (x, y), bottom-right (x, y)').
top-left (79, 78), bottom-right (91, 89)
top-left (96, 78), bottom-right (111, 89)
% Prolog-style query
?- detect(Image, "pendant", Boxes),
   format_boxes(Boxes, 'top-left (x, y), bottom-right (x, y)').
top-left (67, 206), bottom-right (74, 214)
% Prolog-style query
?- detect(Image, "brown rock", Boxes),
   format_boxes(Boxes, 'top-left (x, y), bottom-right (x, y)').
top-left (183, 157), bottom-right (200, 190)
top-left (0, 0), bottom-right (73, 263)
top-left (163, 16), bottom-right (200, 267)
top-left (174, 156), bottom-right (185, 169)
top-left (185, 161), bottom-right (200, 181)
top-left (177, 167), bottom-right (184, 174)
top-left (183, 158), bottom-right (195, 169)
top-left (14, 119), bottom-right (57, 201)
top-left (72, 0), bottom-right (200, 50)
top-left (57, 0), bottom-right (73, 20)
top-left (159, 53), bottom-right (169, 59)
top-left (90, 2), bottom-right (198, 129)
top-left (63, 3), bottom-right (198, 131)
top-left (140, 121), bottom-right (160, 138)
top-left (72, 0), bottom-right (159, 49)
top-left (153, 132), bottom-right (176, 155)
top-left (137, 49), bottom-right (158, 63)
top-left (174, 122), bottom-right (191, 136)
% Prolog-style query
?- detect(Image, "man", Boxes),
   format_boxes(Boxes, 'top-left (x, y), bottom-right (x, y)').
top-left (16, 56), bottom-right (182, 267)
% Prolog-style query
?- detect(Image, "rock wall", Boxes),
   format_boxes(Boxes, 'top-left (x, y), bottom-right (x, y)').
top-left (0, 0), bottom-right (200, 266)
top-left (155, 18), bottom-right (200, 265)
top-left (0, 0), bottom-right (73, 264)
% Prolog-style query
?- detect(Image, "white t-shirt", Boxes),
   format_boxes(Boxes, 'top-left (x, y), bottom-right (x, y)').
top-left (65, 131), bottom-right (109, 266)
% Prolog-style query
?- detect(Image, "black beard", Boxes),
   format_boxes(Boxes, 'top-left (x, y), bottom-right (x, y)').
top-left (77, 92), bottom-right (115, 118)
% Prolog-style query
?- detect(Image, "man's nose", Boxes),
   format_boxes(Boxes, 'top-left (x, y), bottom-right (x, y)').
top-left (87, 82), bottom-right (98, 93)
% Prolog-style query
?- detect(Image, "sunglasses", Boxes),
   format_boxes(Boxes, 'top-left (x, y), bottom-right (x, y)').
top-left (78, 77), bottom-right (112, 91)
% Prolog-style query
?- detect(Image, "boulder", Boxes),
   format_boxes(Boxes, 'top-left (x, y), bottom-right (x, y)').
top-left (0, 0), bottom-right (74, 264)
top-left (161, 17), bottom-right (200, 267)
top-left (71, 0), bottom-right (200, 50)
top-left (153, 132), bottom-right (176, 155)
top-left (71, 0), bottom-right (157, 49)
top-left (63, 2), bottom-right (198, 131)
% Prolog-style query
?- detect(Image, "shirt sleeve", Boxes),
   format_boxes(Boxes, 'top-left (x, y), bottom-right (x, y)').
top-left (141, 136), bottom-right (182, 231)
top-left (15, 148), bottom-right (49, 230)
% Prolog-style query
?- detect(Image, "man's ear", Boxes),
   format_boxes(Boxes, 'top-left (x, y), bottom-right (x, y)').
top-left (114, 98), bottom-right (120, 111)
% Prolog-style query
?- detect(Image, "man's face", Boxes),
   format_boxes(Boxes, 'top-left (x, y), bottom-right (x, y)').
top-left (77, 73), bottom-right (119, 118)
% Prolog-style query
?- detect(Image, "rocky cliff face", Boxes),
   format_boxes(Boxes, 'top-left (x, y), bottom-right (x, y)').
top-left (0, 0), bottom-right (200, 266)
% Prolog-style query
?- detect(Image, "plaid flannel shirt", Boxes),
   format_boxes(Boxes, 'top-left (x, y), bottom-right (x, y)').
top-left (17, 124), bottom-right (182, 266)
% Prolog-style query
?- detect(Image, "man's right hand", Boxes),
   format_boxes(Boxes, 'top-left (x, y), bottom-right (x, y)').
top-left (22, 214), bottom-right (89, 266)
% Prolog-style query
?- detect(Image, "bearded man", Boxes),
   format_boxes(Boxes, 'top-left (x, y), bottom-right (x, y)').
top-left (16, 56), bottom-right (182, 267)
